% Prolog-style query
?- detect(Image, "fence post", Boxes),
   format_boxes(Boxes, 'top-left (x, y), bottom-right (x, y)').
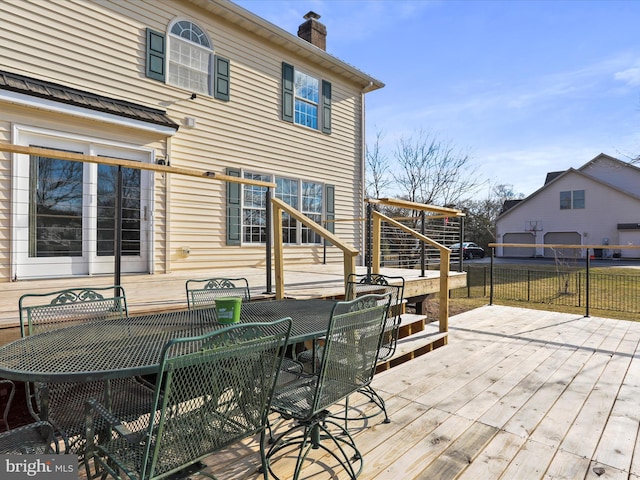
top-left (489, 248), bottom-right (494, 305)
top-left (585, 250), bottom-right (590, 317)
top-left (484, 266), bottom-right (487, 297)
top-left (527, 269), bottom-right (530, 302)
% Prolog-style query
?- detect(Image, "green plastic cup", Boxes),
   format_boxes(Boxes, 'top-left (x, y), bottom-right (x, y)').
top-left (215, 297), bottom-right (242, 324)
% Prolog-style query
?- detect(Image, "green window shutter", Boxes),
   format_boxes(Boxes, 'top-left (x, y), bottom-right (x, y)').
top-left (214, 55), bottom-right (230, 101)
top-left (282, 62), bottom-right (294, 123)
top-left (145, 28), bottom-right (165, 82)
top-left (321, 80), bottom-right (332, 134)
top-left (226, 168), bottom-right (241, 246)
top-left (325, 184), bottom-right (335, 234)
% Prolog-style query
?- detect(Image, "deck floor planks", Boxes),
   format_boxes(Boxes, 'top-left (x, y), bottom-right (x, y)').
top-left (542, 449), bottom-right (592, 480)
top-left (413, 421), bottom-right (499, 479)
top-left (455, 430), bottom-right (528, 480)
top-left (72, 306), bottom-right (640, 480)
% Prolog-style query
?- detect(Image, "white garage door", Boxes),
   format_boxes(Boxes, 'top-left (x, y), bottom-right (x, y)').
top-left (544, 232), bottom-right (581, 259)
top-left (502, 233), bottom-right (535, 257)
top-left (619, 231), bottom-right (640, 258)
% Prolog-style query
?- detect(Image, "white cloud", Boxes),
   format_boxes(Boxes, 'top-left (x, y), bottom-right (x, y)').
top-left (615, 67), bottom-right (640, 87)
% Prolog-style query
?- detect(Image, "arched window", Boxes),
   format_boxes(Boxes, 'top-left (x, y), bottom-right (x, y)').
top-left (168, 20), bottom-right (212, 94)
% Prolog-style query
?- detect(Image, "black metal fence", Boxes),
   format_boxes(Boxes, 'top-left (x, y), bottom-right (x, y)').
top-left (451, 265), bottom-right (640, 315)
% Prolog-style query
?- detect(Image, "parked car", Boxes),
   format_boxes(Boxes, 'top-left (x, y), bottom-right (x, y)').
top-left (450, 242), bottom-right (485, 259)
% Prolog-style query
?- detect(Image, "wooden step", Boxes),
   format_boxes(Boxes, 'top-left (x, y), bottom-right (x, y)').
top-left (376, 317), bottom-right (447, 373)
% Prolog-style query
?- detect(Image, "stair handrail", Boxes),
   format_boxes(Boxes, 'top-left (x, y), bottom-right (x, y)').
top-left (271, 197), bottom-right (359, 299)
top-left (367, 198), bottom-right (464, 334)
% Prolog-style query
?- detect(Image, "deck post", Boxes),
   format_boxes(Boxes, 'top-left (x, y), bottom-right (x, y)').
top-left (440, 250), bottom-right (450, 335)
top-left (264, 188), bottom-right (274, 294)
top-left (372, 213), bottom-right (382, 274)
top-left (273, 202), bottom-right (284, 299)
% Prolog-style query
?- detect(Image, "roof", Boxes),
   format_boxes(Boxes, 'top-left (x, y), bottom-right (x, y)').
top-left (499, 199), bottom-right (523, 214)
top-left (544, 171), bottom-right (564, 184)
top-left (0, 69), bottom-right (179, 129)
top-left (185, 0), bottom-right (385, 93)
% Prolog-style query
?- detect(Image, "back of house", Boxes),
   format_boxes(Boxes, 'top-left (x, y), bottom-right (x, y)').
top-left (0, 0), bottom-right (383, 283)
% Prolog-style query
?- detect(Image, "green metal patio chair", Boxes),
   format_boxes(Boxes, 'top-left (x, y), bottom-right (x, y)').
top-left (85, 318), bottom-right (292, 480)
top-left (342, 273), bottom-right (405, 424)
top-left (264, 293), bottom-right (391, 480)
top-left (18, 286), bottom-right (155, 456)
top-left (185, 277), bottom-right (251, 310)
top-left (0, 379), bottom-right (59, 454)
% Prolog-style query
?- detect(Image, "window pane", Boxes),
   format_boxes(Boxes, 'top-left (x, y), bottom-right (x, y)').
top-left (29, 154), bottom-right (83, 257)
top-left (572, 190), bottom-right (585, 209)
top-left (301, 181), bottom-right (323, 244)
top-left (560, 191), bottom-right (571, 210)
top-left (97, 165), bottom-right (141, 257)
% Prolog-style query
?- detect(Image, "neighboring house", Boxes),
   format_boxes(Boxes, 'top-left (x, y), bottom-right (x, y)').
top-left (0, 0), bottom-right (383, 282)
top-left (495, 154), bottom-right (640, 259)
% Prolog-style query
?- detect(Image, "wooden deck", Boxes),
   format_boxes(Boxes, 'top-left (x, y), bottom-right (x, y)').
top-left (0, 264), bottom-right (465, 329)
top-left (160, 304), bottom-right (640, 480)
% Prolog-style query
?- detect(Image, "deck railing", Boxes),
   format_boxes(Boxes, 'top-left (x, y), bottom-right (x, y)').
top-left (451, 243), bottom-right (640, 317)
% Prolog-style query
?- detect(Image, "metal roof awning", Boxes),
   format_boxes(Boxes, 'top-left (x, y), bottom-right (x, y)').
top-left (0, 69), bottom-right (179, 130)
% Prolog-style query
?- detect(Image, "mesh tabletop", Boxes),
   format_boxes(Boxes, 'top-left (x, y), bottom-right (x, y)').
top-left (0, 299), bottom-right (336, 384)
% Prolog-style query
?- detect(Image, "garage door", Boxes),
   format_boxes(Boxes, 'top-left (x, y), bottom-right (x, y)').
top-left (502, 233), bottom-right (535, 257)
top-left (544, 232), bottom-right (581, 259)
top-left (619, 231), bottom-right (640, 259)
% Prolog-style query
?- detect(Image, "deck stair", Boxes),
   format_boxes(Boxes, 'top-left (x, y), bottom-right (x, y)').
top-left (375, 309), bottom-right (448, 373)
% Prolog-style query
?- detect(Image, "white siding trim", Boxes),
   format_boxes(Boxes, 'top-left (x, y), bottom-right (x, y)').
top-left (0, 90), bottom-right (177, 135)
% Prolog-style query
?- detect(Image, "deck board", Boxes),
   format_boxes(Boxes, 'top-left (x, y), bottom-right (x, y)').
top-left (73, 305), bottom-right (640, 479)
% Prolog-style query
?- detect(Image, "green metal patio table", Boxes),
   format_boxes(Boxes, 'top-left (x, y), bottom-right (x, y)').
top-left (0, 298), bottom-right (336, 384)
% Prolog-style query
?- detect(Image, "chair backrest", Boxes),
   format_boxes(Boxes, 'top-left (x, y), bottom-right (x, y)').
top-left (18, 286), bottom-right (128, 337)
top-left (140, 318), bottom-right (291, 479)
top-left (185, 277), bottom-right (251, 310)
top-left (313, 293), bottom-right (391, 415)
top-left (345, 274), bottom-right (405, 360)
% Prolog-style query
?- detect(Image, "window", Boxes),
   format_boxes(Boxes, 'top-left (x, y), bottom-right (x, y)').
top-left (145, 24), bottom-right (230, 100)
top-left (294, 71), bottom-right (319, 129)
top-left (168, 21), bottom-right (212, 95)
top-left (301, 181), bottom-right (323, 243)
top-left (560, 190), bottom-right (585, 210)
top-left (572, 190), bottom-right (585, 209)
top-left (276, 177), bottom-right (299, 243)
top-left (240, 173), bottom-right (324, 245)
top-left (282, 62), bottom-right (331, 133)
top-left (242, 173), bottom-right (271, 244)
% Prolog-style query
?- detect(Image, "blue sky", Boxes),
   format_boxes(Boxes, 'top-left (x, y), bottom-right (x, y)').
top-left (235, 0), bottom-right (640, 198)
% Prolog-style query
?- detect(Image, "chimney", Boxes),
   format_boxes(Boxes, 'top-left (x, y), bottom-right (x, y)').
top-left (297, 11), bottom-right (326, 51)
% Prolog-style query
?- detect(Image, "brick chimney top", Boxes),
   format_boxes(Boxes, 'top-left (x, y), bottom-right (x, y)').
top-left (298, 11), bottom-right (326, 51)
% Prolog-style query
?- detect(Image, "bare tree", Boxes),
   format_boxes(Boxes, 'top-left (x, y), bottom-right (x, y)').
top-left (392, 129), bottom-right (483, 207)
top-left (365, 130), bottom-right (393, 199)
top-left (460, 183), bottom-right (525, 251)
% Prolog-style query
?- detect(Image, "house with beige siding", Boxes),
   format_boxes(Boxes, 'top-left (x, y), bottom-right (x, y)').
top-left (495, 154), bottom-right (640, 259)
top-left (0, 0), bottom-right (383, 284)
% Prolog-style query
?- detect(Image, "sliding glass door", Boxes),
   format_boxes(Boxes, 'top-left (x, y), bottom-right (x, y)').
top-left (13, 131), bottom-right (152, 279)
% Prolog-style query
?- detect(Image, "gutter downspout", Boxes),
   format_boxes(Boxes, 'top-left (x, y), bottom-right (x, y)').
top-left (360, 81), bottom-right (372, 266)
